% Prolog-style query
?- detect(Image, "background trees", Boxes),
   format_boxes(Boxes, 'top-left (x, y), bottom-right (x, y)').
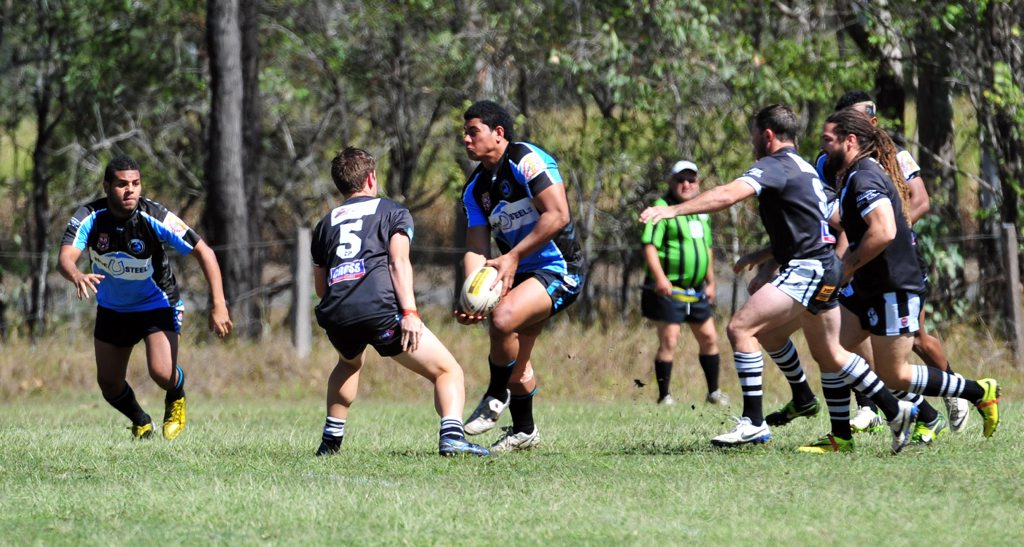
top-left (1, 0), bottom-right (1021, 340)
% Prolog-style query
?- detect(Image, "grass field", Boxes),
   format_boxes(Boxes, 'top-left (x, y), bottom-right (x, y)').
top-left (2, 394), bottom-right (1022, 545)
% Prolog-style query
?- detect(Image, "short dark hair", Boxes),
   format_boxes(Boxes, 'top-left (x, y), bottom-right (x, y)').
top-left (330, 147), bottom-right (376, 196)
top-left (834, 90), bottom-right (874, 112)
top-left (753, 104), bottom-right (801, 142)
top-left (464, 100), bottom-right (516, 141)
top-left (104, 155), bottom-right (140, 183)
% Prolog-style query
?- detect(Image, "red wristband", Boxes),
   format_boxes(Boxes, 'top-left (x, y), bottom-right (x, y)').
top-left (401, 309), bottom-right (419, 317)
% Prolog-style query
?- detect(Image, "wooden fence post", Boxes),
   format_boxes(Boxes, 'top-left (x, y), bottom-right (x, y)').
top-left (1001, 223), bottom-right (1023, 367)
top-left (293, 227), bottom-right (312, 358)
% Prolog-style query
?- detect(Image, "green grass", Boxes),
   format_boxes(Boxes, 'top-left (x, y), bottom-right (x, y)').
top-left (2, 395), bottom-right (1022, 545)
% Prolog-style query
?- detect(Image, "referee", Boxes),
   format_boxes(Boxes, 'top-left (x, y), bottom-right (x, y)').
top-left (640, 160), bottom-right (727, 406)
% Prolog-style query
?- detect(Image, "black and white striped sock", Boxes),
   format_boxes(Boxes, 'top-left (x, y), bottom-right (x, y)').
top-left (735, 351), bottom-right (765, 425)
top-left (439, 417), bottom-right (465, 441)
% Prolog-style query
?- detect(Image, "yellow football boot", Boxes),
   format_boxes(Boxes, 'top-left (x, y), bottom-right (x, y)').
top-left (132, 421), bottom-right (154, 440)
top-left (163, 396), bottom-right (187, 440)
top-left (975, 378), bottom-right (1000, 438)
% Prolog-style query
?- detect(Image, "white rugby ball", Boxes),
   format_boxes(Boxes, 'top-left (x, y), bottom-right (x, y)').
top-left (460, 266), bottom-right (502, 315)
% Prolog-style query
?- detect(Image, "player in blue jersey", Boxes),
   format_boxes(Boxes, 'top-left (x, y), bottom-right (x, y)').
top-left (455, 100), bottom-right (586, 452)
top-left (58, 155), bottom-right (232, 440)
top-left (311, 147), bottom-right (488, 457)
top-left (641, 104), bottom-right (918, 454)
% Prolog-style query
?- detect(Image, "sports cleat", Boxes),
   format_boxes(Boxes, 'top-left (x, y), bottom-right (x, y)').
top-left (705, 390), bottom-right (730, 406)
top-left (439, 437), bottom-right (490, 457)
top-left (131, 421), bottom-right (154, 440)
top-left (765, 398), bottom-right (820, 427)
top-left (464, 389), bottom-right (510, 435)
top-left (711, 417), bottom-right (771, 447)
top-left (315, 437), bottom-right (342, 457)
top-left (888, 401), bottom-right (919, 454)
top-left (797, 433), bottom-right (855, 454)
top-left (657, 394), bottom-right (676, 406)
top-left (944, 396), bottom-right (970, 433)
top-left (975, 378), bottom-right (1000, 438)
top-left (850, 406), bottom-right (885, 434)
top-left (911, 414), bottom-right (947, 446)
top-left (490, 426), bottom-right (541, 453)
top-left (162, 396), bottom-right (186, 440)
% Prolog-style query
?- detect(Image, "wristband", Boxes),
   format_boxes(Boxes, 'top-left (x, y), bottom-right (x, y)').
top-left (401, 309), bottom-right (419, 317)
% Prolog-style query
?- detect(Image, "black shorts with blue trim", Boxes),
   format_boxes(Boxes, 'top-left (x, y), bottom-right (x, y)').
top-left (321, 312), bottom-right (404, 360)
top-left (513, 268), bottom-right (585, 317)
top-left (95, 302), bottom-right (183, 347)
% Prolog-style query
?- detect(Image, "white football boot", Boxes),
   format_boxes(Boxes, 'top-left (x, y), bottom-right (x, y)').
top-left (944, 396), bottom-right (970, 433)
top-left (464, 389), bottom-right (510, 435)
top-left (888, 401), bottom-right (919, 454)
top-left (490, 426), bottom-right (541, 453)
top-left (711, 416), bottom-right (771, 447)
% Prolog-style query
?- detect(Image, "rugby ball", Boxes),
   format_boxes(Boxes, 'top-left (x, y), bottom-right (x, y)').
top-left (459, 266), bottom-right (502, 315)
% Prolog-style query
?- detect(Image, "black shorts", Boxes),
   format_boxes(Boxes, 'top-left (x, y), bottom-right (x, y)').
top-left (772, 256), bottom-right (842, 315)
top-left (95, 303), bottom-right (183, 347)
top-left (321, 313), bottom-right (404, 360)
top-left (839, 284), bottom-right (922, 336)
top-left (514, 269), bottom-right (585, 317)
top-left (641, 288), bottom-right (714, 324)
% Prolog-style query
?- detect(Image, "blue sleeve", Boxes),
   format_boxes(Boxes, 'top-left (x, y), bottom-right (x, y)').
top-left (463, 175), bottom-right (488, 228)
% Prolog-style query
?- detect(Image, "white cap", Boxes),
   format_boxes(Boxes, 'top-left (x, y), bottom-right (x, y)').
top-left (670, 160), bottom-right (698, 177)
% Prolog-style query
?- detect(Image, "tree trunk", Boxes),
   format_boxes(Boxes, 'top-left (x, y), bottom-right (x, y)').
top-left (916, 40), bottom-right (959, 227)
top-left (205, 0), bottom-right (254, 337)
top-left (241, 0), bottom-right (264, 338)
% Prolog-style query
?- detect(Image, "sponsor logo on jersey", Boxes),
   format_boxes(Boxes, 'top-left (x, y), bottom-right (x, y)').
top-left (97, 233), bottom-right (110, 251)
top-left (164, 212), bottom-right (190, 237)
top-left (331, 199), bottom-right (381, 225)
top-left (491, 200), bottom-right (539, 232)
top-left (128, 239), bottom-right (146, 254)
top-left (856, 190), bottom-right (882, 207)
top-left (328, 259), bottom-right (366, 285)
top-left (93, 253), bottom-right (153, 280)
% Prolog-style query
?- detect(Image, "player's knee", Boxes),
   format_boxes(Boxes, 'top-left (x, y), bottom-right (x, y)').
top-left (489, 308), bottom-right (519, 336)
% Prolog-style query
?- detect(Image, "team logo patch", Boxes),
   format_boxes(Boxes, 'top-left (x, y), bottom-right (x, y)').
top-left (501, 180), bottom-right (512, 197)
top-left (164, 212), bottom-right (190, 237)
top-left (744, 167), bottom-right (764, 179)
top-left (328, 260), bottom-right (366, 285)
top-left (814, 284), bottom-right (836, 302)
top-left (128, 239), bottom-right (146, 254)
top-left (867, 307), bottom-right (879, 327)
top-left (68, 217), bottom-right (81, 229)
top-left (519, 153), bottom-right (546, 181)
top-left (374, 327), bottom-right (396, 343)
top-left (97, 233), bottom-right (110, 251)
top-left (482, 193), bottom-right (492, 213)
top-left (562, 274), bottom-right (578, 288)
top-left (900, 315), bottom-right (910, 328)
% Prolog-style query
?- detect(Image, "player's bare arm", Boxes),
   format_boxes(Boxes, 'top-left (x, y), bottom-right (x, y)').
top-left (639, 179), bottom-right (755, 223)
top-left (840, 201), bottom-right (897, 283)
top-left (484, 183), bottom-right (570, 297)
top-left (388, 232), bottom-right (422, 352)
top-left (705, 247), bottom-right (716, 304)
top-left (57, 244), bottom-right (104, 300)
top-left (455, 226), bottom-right (492, 324)
top-left (191, 240), bottom-right (233, 338)
top-left (642, 244), bottom-right (673, 296)
top-left (906, 175), bottom-right (930, 225)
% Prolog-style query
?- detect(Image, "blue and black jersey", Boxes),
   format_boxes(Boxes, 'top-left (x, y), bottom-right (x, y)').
top-left (61, 197), bottom-right (201, 312)
top-left (461, 142), bottom-right (585, 275)
top-left (311, 196), bottom-right (414, 328)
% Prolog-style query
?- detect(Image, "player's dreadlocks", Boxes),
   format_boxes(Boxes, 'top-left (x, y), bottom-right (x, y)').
top-left (826, 108), bottom-right (912, 227)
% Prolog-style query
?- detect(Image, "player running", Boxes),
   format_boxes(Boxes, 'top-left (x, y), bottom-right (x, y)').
top-left (641, 104), bottom-right (918, 454)
top-left (58, 154), bottom-right (232, 440)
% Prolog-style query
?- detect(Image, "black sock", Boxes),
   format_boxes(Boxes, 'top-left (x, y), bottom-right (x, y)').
top-left (104, 384), bottom-right (150, 426)
top-left (486, 358), bottom-right (515, 400)
top-left (917, 400), bottom-right (939, 424)
top-left (654, 359), bottom-right (673, 399)
top-left (854, 389), bottom-right (878, 411)
top-left (509, 389), bottom-right (535, 434)
top-left (165, 365), bottom-right (185, 403)
top-left (699, 354), bottom-right (720, 393)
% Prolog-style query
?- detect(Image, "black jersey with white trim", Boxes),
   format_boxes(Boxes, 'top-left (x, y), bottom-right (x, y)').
top-left (736, 146), bottom-right (836, 265)
top-left (311, 196), bottom-right (414, 327)
top-left (838, 157), bottom-right (925, 294)
top-left (61, 197), bottom-right (200, 312)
